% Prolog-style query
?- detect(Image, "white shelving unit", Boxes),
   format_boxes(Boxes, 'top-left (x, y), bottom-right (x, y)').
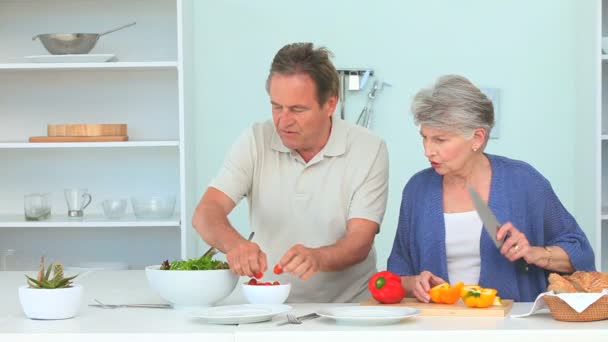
top-left (0, 0), bottom-right (196, 270)
top-left (599, 0), bottom-right (608, 271)
top-left (0, 141), bottom-right (180, 149)
top-left (0, 215), bottom-right (180, 229)
top-left (0, 62), bottom-right (178, 71)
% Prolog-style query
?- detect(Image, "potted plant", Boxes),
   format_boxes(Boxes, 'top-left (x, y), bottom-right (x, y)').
top-left (18, 256), bottom-right (82, 320)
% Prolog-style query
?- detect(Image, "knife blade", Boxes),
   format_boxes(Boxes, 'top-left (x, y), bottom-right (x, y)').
top-left (467, 184), bottom-right (502, 249)
top-left (88, 304), bottom-right (172, 309)
top-left (467, 184), bottom-right (529, 273)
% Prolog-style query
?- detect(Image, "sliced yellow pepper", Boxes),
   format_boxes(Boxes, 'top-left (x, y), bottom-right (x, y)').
top-left (461, 287), bottom-right (498, 308)
top-left (429, 281), bottom-right (464, 304)
top-left (460, 284), bottom-right (481, 296)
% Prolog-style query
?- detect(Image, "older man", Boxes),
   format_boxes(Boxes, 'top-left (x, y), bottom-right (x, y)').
top-left (192, 42), bottom-right (388, 303)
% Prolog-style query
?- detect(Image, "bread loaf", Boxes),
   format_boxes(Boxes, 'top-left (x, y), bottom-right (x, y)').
top-left (548, 271), bottom-right (608, 293)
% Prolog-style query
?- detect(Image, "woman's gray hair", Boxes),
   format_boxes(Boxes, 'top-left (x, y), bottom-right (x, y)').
top-left (411, 75), bottom-right (494, 142)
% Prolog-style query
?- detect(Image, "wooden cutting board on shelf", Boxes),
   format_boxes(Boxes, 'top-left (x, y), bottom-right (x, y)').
top-left (48, 124), bottom-right (127, 137)
top-left (29, 136), bottom-right (129, 142)
top-left (360, 298), bottom-right (513, 317)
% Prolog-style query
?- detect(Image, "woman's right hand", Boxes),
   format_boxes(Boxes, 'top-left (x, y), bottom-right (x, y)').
top-left (405, 271), bottom-right (446, 303)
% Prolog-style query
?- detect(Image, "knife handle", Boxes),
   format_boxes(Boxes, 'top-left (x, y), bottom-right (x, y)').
top-left (515, 258), bottom-right (529, 273)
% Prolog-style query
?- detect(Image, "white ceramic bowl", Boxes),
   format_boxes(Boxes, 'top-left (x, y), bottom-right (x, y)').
top-left (241, 282), bottom-right (291, 304)
top-left (145, 265), bottom-right (238, 308)
top-left (18, 284), bottom-right (83, 320)
top-left (132, 196), bottom-right (175, 219)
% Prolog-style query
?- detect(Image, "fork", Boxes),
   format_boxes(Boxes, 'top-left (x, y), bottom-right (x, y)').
top-left (277, 312), bottom-right (320, 326)
top-left (202, 231), bottom-right (255, 258)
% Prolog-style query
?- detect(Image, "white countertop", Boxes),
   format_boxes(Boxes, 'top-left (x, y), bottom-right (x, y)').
top-left (1, 270), bottom-right (607, 342)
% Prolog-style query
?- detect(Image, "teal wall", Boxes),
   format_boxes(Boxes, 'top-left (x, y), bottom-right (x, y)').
top-left (191, 0), bottom-right (598, 269)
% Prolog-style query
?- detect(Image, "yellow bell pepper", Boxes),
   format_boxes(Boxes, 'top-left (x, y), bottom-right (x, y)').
top-left (429, 281), bottom-right (464, 304)
top-left (461, 287), bottom-right (498, 308)
top-left (461, 284), bottom-right (481, 294)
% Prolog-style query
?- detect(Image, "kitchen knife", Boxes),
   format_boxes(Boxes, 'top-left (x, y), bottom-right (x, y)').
top-left (467, 184), bottom-right (529, 273)
top-left (88, 304), bottom-right (172, 309)
top-left (468, 184), bottom-right (502, 249)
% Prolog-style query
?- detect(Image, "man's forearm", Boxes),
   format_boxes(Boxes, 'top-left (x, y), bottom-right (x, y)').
top-left (194, 207), bottom-right (243, 253)
top-left (314, 219), bottom-right (376, 272)
top-left (315, 240), bottom-right (372, 272)
top-left (192, 189), bottom-right (244, 253)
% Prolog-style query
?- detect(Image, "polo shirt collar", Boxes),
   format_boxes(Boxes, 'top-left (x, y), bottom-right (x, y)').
top-left (270, 115), bottom-right (347, 157)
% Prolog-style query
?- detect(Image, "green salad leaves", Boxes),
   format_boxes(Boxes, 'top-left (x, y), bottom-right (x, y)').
top-left (160, 254), bottom-right (229, 271)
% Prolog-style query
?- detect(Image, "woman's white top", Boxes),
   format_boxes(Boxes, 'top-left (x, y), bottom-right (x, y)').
top-left (444, 211), bottom-right (482, 285)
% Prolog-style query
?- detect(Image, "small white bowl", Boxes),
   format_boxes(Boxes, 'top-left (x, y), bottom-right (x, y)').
top-left (241, 281), bottom-right (291, 304)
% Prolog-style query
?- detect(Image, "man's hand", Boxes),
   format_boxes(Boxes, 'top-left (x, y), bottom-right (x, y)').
top-left (279, 244), bottom-right (321, 280)
top-left (226, 240), bottom-right (267, 278)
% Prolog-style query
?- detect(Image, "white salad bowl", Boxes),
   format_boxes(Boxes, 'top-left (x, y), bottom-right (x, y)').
top-left (145, 265), bottom-right (238, 309)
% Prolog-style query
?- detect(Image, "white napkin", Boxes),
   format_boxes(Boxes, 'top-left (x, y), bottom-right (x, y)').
top-left (511, 289), bottom-right (608, 318)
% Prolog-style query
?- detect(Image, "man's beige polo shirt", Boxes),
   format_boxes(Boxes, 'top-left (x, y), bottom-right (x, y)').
top-left (210, 116), bottom-right (389, 303)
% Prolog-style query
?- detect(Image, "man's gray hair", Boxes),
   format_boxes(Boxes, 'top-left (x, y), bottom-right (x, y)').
top-left (411, 75), bottom-right (494, 142)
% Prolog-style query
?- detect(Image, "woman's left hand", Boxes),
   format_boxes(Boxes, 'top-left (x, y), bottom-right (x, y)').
top-left (496, 222), bottom-right (532, 262)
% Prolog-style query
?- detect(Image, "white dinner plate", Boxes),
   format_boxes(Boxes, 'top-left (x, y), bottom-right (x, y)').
top-left (190, 304), bottom-right (292, 324)
top-left (24, 54), bottom-right (115, 63)
top-left (317, 306), bottom-right (421, 325)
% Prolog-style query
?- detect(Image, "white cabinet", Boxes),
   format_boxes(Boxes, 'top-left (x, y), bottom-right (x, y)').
top-left (0, 0), bottom-right (196, 270)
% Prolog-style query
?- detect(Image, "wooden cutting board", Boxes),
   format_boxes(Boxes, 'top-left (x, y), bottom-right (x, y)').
top-left (29, 136), bottom-right (129, 142)
top-left (48, 124), bottom-right (127, 137)
top-left (360, 298), bottom-right (513, 317)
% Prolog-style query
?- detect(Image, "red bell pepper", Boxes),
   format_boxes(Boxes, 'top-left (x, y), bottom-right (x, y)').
top-left (368, 271), bottom-right (406, 304)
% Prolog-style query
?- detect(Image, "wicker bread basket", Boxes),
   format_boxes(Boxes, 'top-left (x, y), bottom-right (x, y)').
top-left (543, 294), bottom-right (608, 322)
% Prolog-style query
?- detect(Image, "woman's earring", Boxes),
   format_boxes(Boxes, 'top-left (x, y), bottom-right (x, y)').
top-left (473, 147), bottom-right (478, 152)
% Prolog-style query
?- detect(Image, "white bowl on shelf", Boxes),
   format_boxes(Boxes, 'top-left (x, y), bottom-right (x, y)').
top-left (101, 199), bottom-right (127, 219)
top-left (131, 196), bottom-right (175, 219)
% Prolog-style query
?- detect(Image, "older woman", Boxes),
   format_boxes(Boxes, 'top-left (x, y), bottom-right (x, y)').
top-left (388, 75), bottom-right (596, 302)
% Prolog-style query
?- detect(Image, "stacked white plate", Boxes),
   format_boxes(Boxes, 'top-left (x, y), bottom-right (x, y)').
top-left (316, 306), bottom-right (421, 325)
top-left (190, 304), bottom-right (292, 324)
top-left (24, 54), bottom-right (115, 63)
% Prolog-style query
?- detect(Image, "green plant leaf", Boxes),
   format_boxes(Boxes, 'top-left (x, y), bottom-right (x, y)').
top-left (53, 263), bottom-right (64, 280)
top-left (39, 280), bottom-right (52, 289)
top-left (25, 275), bottom-right (43, 288)
top-left (54, 278), bottom-right (72, 288)
top-left (44, 263), bottom-right (53, 281)
top-left (63, 274), bottom-right (78, 282)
